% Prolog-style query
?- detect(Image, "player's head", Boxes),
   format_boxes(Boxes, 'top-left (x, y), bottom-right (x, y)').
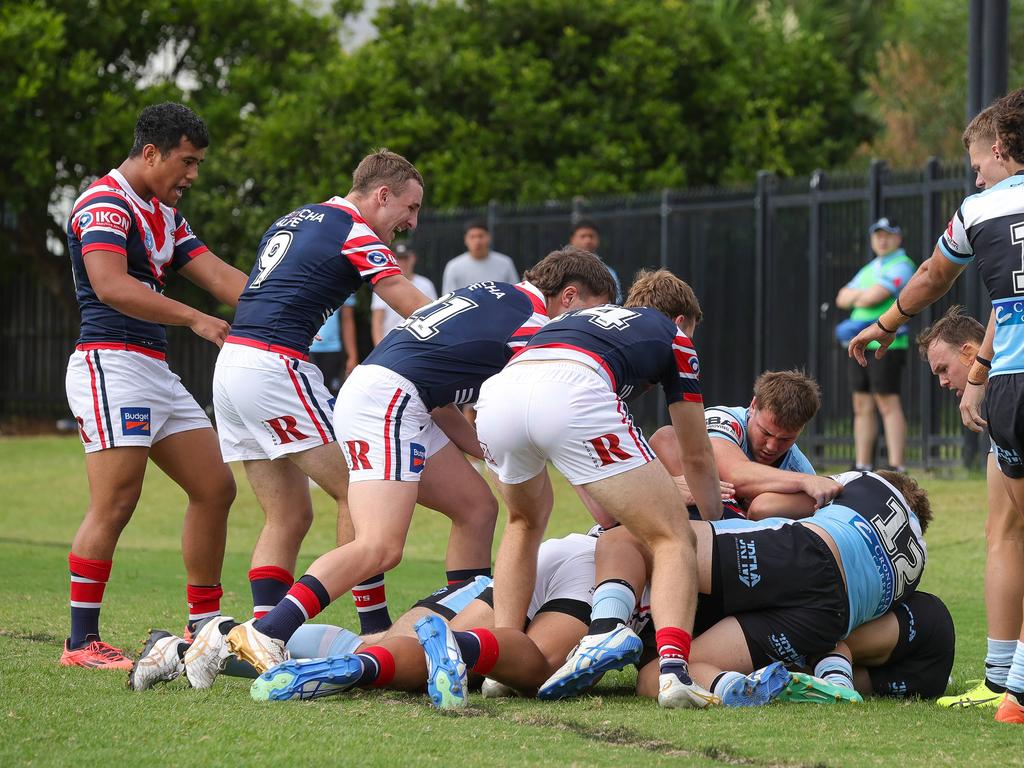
top-left (869, 217), bottom-right (902, 257)
top-left (916, 305), bottom-right (984, 398)
top-left (524, 246), bottom-right (616, 316)
top-left (963, 105), bottom-right (1008, 189)
top-left (348, 149), bottom-right (424, 244)
top-left (463, 220), bottom-right (491, 258)
top-left (993, 87), bottom-right (1024, 168)
top-left (876, 470), bottom-right (932, 533)
top-left (623, 269), bottom-right (702, 336)
top-left (128, 102), bottom-right (209, 207)
top-left (393, 242), bottom-right (418, 277)
top-left (747, 370), bottom-right (820, 465)
top-left (569, 219), bottom-right (600, 253)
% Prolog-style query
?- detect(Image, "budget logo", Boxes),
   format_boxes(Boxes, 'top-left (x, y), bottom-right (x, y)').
top-left (409, 442), bottom-right (426, 474)
top-left (121, 407), bottom-right (151, 436)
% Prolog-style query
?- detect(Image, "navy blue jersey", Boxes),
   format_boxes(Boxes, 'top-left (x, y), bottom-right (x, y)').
top-left (227, 196), bottom-right (401, 357)
top-left (514, 305), bottom-right (702, 404)
top-left (364, 281), bottom-right (549, 409)
top-left (67, 169), bottom-right (209, 354)
top-left (938, 171), bottom-right (1024, 375)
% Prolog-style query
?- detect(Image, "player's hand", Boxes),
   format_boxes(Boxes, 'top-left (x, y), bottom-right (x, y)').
top-left (672, 475), bottom-right (735, 505)
top-left (802, 475), bottom-right (842, 509)
top-left (345, 354), bottom-right (358, 375)
top-left (959, 381), bottom-right (988, 433)
top-left (189, 313), bottom-right (230, 347)
top-left (848, 323), bottom-right (895, 367)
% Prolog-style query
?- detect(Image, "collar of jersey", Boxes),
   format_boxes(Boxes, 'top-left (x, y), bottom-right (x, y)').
top-left (982, 171), bottom-right (1024, 195)
top-left (514, 281), bottom-right (548, 316)
top-left (325, 195), bottom-right (363, 219)
top-left (108, 168), bottom-right (155, 213)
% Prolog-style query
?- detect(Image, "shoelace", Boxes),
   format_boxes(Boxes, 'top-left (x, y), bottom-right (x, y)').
top-left (86, 640), bottom-right (129, 660)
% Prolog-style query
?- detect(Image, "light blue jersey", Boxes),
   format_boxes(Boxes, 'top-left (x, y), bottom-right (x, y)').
top-left (704, 405), bottom-right (814, 474)
top-left (711, 471), bottom-right (927, 636)
top-left (938, 171), bottom-right (1024, 376)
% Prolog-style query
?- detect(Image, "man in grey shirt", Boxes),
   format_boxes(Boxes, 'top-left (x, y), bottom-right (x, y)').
top-left (442, 220), bottom-right (518, 293)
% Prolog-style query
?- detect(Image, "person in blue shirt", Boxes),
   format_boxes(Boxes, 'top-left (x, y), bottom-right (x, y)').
top-left (650, 370), bottom-right (841, 520)
top-left (308, 298), bottom-right (353, 395)
top-left (569, 219), bottom-right (621, 303)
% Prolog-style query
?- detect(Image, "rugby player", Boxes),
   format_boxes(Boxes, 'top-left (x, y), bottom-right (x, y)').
top-left (849, 87), bottom-right (1024, 724)
top-left (476, 269), bottom-right (724, 708)
top-left (649, 370), bottom-right (841, 520)
top-left (918, 306), bottom-right (1024, 708)
top-left (62, 103), bottom-right (248, 669)
top-left (183, 150), bottom-right (460, 688)
top-left (211, 248), bottom-right (616, 678)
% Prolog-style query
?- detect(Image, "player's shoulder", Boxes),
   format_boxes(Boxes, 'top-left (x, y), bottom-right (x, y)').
top-left (72, 173), bottom-right (134, 213)
top-left (960, 173), bottom-right (1024, 222)
top-left (704, 405), bottom-right (746, 442)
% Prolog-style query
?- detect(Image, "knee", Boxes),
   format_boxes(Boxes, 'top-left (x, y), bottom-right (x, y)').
top-left (874, 396), bottom-right (903, 416)
top-left (372, 541), bottom-right (404, 572)
top-left (649, 426), bottom-right (677, 463)
top-left (852, 397), bottom-right (875, 416)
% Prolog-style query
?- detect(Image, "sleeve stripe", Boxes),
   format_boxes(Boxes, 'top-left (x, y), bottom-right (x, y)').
top-left (81, 243), bottom-right (127, 256)
top-left (368, 267), bottom-right (403, 285)
top-left (938, 238), bottom-right (973, 264)
top-left (187, 245), bottom-right (209, 259)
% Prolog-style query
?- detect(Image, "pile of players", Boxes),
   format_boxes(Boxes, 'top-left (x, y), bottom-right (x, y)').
top-left (59, 97), bottom-right (1023, 723)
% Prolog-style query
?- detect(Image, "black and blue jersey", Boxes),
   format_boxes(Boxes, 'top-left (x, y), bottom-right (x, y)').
top-left (227, 197), bottom-right (401, 359)
top-left (364, 281), bottom-right (549, 409)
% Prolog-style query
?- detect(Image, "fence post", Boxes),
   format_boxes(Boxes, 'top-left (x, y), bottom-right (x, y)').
top-left (919, 158), bottom-right (941, 470)
top-left (808, 170), bottom-right (825, 464)
top-left (754, 171), bottom-right (774, 376)
top-left (659, 189), bottom-right (670, 269)
top-left (486, 199), bottom-right (498, 237)
top-left (571, 195), bottom-right (583, 226)
top-left (868, 159), bottom-right (886, 221)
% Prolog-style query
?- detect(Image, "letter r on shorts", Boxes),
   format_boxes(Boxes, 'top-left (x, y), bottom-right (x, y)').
top-left (345, 440), bottom-right (372, 470)
top-left (587, 433), bottom-right (631, 466)
top-left (264, 415), bottom-right (309, 445)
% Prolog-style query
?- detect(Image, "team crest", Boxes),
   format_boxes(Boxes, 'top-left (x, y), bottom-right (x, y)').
top-left (121, 407), bottom-right (151, 436)
top-left (77, 212), bottom-right (93, 229)
top-left (367, 250), bottom-right (391, 267)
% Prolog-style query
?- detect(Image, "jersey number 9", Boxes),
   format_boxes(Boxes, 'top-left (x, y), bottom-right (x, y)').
top-left (250, 231), bottom-right (294, 289)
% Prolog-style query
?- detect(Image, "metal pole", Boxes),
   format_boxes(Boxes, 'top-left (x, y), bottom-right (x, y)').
top-left (808, 170), bottom-right (824, 466)
top-left (982, 0), bottom-right (1009, 104)
top-left (486, 199), bottom-right (498, 238)
top-left (754, 171), bottom-right (773, 375)
top-left (868, 159), bottom-right (885, 222)
top-left (968, 0), bottom-right (985, 119)
top-left (659, 189), bottom-right (670, 269)
top-left (920, 158), bottom-right (940, 469)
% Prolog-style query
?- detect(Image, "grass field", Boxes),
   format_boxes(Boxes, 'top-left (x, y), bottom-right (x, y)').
top-left (1, 436), bottom-right (1020, 766)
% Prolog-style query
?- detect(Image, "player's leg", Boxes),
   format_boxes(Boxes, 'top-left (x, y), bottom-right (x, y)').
top-left (149, 427), bottom-right (235, 636)
top-left (416, 439), bottom-right (498, 582)
top-left (63, 446), bottom-right (149, 668)
top-left (993, 469), bottom-right (1024, 722)
top-left (491, 470), bottom-right (554, 628)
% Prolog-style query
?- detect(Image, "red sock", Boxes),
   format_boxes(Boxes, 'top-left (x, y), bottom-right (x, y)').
top-left (186, 584), bottom-right (223, 632)
top-left (249, 565), bottom-right (294, 618)
top-left (469, 627), bottom-right (499, 676)
top-left (655, 626), bottom-right (692, 666)
top-left (360, 646), bottom-right (396, 688)
top-left (68, 553), bottom-right (112, 648)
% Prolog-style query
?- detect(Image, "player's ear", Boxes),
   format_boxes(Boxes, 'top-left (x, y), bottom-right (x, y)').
top-left (561, 283), bottom-right (578, 307)
top-left (750, 396), bottom-right (758, 410)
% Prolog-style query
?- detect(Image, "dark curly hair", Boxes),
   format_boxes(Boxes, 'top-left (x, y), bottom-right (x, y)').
top-left (129, 102), bottom-right (209, 157)
top-left (993, 88), bottom-right (1024, 164)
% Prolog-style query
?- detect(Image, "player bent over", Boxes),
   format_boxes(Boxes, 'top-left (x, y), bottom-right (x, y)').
top-left (917, 306), bottom-right (1024, 708)
top-left (650, 370), bottom-right (841, 520)
top-left (475, 269), bottom-right (723, 708)
top-left (63, 103), bottom-right (248, 669)
top-left (214, 248), bottom-right (616, 676)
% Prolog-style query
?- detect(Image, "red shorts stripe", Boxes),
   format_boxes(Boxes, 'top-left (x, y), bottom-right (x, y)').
top-left (284, 361), bottom-right (329, 444)
top-left (616, 399), bottom-right (652, 461)
top-left (83, 352), bottom-right (107, 449)
top-left (382, 389), bottom-right (403, 481)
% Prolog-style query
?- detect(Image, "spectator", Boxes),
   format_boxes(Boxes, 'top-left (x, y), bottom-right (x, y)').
top-left (836, 217), bottom-right (915, 471)
top-left (441, 219), bottom-right (518, 293)
top-left (371, 244), bottom-right (438, 345)
top-left (569, 218), bottom-right (621, 303)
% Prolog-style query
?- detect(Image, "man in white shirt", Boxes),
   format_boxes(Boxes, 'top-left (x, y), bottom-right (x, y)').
top-left (441, 220), bottom-right (518, 294)
top-left (371, 244), bottom-right (438, 345)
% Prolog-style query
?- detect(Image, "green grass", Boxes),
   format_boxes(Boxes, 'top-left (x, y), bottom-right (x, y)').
top-left (0, 436), bottom-right (1019, 766)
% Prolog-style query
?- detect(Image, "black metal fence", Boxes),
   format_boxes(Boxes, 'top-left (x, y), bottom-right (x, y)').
top-left (0, 158), bottom-right (985, 467)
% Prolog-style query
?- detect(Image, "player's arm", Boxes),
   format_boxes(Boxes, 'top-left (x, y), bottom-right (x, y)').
top-left (371, 309), bottom-right (386, 346)
top-left (430, 404), bottom-right (485, 460)
top-left (668, 400), bottom-right (722, 521)
top-left (744, 491), bottom-right (816, 521)
top-left (84, 249), bottom-right (229, 346)
top-left (849, 246), bottom-right (966, 365)
top-left (961, 308), bottom-right (996, 432)
top-left (373, 273), bottom-right (433, 318)
top-left (713, 440), bottom-right (839, 510)
top-left (178, 251), bottom-right (249, 307)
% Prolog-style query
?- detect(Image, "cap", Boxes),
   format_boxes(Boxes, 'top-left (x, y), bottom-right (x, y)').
top-left (869, 217), bottom-right (902, 235)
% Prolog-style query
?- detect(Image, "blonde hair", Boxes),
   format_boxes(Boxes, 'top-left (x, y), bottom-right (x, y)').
top-left (624, 269), bottom-right (702, 324)
top-left (753, 370), bottom-right (821, 431)
top-left (963, 105), bottom-right (998, 150)
top-left (350, 148), bottom-right (423, 195)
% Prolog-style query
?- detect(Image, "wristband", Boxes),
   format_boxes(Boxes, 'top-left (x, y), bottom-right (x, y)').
top-left (895, 295), bottom-right (915, 319)
top-left (974, 355), bottom-right (992, 369)
top-left (876, 318), bottom-right (897, 334)
top-left (967, 360), bottom-right (990, 386)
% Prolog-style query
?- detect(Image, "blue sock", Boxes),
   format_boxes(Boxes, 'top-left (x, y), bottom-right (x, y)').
top-left (1005, 640), bottom-right (1024, 697)
top-left (286, 624), bottom-right (362, 659)
top-left (588, 579), bottom-right (635, 635)
top-left (452, 631), bottom-right (482, 668)
top-left (711, 671), bottom-right (744, 699)
top-left (814, 653), bottom-right (854, 689)
top-left (985, 637), bottom-right (1016, 691)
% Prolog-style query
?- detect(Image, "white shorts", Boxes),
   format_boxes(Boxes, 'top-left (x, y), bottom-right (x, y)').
top-left (476, 362), bottom-right (654, 485)
top-left (65, 344), bottom-right (211, 453)
top-left (528, 533), bottom-right (598, 621)
top-left (334, 365), bottom-right (449, 482)
top-left (213, 342), bottom-right (336, 462)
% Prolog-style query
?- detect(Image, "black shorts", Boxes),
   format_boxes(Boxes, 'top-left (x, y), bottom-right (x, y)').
top-left (867, 591), bottom-right (955, 699)
top-left (709, 523), bottom-right (850, 667)
top-left (474, 586), bottom-right (591, 626)
top-left (687, 501), bottom-right (748, 521)
top-left (847, 349), bottom-right (906, 395)
top-left (987, 374), bottom-right (1024, 478)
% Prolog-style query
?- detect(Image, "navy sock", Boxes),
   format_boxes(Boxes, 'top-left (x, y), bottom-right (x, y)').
top-left (355, 653), bottom-right (380, 686)
top-left (352, 574), bottom-right (391, 634)
top-left (253, 575), bottom-right (330, 643)
top-left (452, 631), bottom-right (482, 668)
